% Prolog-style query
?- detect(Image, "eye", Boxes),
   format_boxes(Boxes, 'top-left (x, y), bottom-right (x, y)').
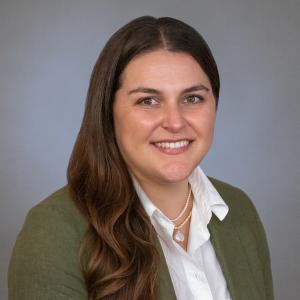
top-left (184, 95), bottom-right (204, 104)
top-left (137, 97), bottom-right (159, 106)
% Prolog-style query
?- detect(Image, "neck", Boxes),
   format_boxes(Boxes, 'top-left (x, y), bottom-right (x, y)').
top-left (135, 176), bottom-right (190, 220)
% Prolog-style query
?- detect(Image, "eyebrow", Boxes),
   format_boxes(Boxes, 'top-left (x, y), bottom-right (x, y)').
top-left (128, 84), bottom-right (210, 95)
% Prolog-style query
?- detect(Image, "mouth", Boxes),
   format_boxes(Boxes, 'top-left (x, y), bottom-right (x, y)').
top-left (151, 139), bottom-right (193, 154)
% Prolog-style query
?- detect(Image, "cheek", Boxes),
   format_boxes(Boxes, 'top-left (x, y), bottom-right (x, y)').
top-left (114, 111), bottom-right (157, 151)
top-left (203, 103), bottom-right (216, 130)
top-left (204, 117), bottom-right (216, 143)
top-left (190, 107), bottom-right (216, 135)
top-left (206, 114), bottom-right (216, 133)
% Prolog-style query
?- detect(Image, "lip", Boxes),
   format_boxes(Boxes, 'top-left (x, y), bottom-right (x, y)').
top-left (152, 138), bottom-right (193, 142)
top-left (151, 139), bottom-right (193, 155)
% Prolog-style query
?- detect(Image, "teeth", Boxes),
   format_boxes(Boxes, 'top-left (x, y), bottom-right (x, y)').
top-left (155, 140), bottom-right (190, 149)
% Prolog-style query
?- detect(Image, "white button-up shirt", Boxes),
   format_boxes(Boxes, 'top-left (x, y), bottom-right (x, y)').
top-left (132, 166), bottom-right (232, 300)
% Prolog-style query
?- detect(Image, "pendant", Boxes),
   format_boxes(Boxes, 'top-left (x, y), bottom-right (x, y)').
top-left (174, 230), bottom-right (185, 242)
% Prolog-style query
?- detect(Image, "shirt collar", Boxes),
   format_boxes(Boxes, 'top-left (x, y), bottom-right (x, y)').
top-left (132, 166), bottom-right (229, 223)
top-left (189, 167), bottom-right (229, 221)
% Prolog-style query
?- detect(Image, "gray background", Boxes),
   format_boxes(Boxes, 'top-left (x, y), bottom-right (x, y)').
top-left (1, 0), bottom-right (299, 299)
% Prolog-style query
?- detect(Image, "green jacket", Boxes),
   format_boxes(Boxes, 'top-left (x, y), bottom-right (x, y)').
top-left (8, 178), bottom-right (274, 299)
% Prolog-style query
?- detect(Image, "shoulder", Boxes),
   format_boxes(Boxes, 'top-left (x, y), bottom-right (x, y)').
top-left (208, 176), bottom-right (259, 220)
top-left (207, 176), bottom-right (267, 234)
top-left (208, 176), bottom-right (251, 203)
top-left (11, 185), bottom-right (89, 262)
top-left (207, 176), bottom-right (269, 253)
top-left (25, 185), bottom-right (88, 235)
top-left (8, 186), bottom-right (89, 299)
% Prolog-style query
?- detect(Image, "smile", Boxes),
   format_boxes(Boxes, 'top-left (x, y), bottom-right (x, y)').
top-left (154, 140), bottom-right (190, 149)
top-left (152, 139), bottom-right (192, 155)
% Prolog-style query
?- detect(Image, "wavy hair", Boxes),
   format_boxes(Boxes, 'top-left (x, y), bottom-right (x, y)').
top-left (67, 16), bottom-right (220, 299)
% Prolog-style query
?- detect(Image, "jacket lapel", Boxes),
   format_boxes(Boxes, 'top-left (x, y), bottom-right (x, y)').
top-left (208, 214), bottom-right (264, 300)
top-left (156, 238), bottom-right (177, 300)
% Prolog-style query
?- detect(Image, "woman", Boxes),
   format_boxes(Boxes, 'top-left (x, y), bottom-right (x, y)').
top-left (8, 16), bottom-right (273, 300)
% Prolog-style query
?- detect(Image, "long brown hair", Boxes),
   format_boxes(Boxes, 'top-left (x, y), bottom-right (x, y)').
top-left (67, 16), bottom-right (220, 299)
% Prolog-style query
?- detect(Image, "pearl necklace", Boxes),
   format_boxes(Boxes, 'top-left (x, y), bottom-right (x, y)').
top-left (172, 186), bottom-right (193, 243)
top-left (169, 185), bottom-right (192, 222)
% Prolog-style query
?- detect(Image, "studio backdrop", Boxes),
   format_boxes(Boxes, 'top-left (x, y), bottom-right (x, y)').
top-left (1, 0), bottom-right (299, 299)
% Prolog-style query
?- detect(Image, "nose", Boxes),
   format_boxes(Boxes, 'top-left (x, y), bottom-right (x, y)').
top-left (161, 102), bottom-right (186, 132)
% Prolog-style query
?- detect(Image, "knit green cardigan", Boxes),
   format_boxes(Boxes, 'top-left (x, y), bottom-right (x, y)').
top-left (8, 178), bottom-right (274, 300)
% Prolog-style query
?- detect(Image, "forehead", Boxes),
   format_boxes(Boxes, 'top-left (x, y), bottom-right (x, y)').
top-left (119, 50), bottom-right (211, 90)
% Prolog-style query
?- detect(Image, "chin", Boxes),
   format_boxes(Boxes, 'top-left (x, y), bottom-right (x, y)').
top-left (159, 163), bottom-right (195, 183)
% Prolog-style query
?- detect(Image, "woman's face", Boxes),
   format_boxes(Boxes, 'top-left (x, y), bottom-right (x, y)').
top-left (113, 50), bottom-right (216, 186)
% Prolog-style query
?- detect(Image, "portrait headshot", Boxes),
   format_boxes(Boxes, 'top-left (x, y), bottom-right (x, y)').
top-left (1, 1), bottom-right (299, 300)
